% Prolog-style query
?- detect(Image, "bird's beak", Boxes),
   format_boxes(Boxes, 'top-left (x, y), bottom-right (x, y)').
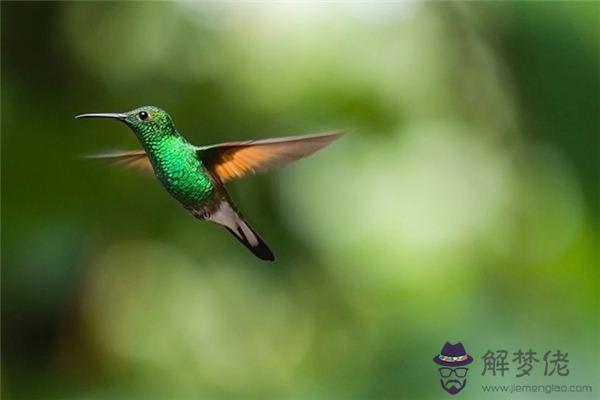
top-left (75, 113), bottom-right (127, 120)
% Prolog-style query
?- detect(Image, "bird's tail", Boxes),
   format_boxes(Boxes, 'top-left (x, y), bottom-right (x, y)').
top-left (209, 200), bottom-right (275, 261)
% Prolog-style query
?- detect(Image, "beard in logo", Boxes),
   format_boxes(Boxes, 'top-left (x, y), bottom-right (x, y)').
top-left (440, 378), bottom-right (467, 395)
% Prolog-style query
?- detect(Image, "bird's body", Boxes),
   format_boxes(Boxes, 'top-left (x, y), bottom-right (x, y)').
top-left (146, 135), bottom-right (213, 206)
top-left (77, 106), bottom-right (342, 261)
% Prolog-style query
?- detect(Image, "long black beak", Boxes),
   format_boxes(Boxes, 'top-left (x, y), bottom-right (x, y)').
top-left (75, 113), bottom-right (127, 120)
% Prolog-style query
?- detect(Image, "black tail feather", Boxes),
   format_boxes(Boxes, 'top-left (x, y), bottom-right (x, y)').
top-left (224, 225), bottom-right (275, 261)
top-left (208, 200), bottom-right (275, 261)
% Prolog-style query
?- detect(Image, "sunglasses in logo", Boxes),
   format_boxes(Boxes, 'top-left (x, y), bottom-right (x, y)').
top-left (439, 367), bottom-right (468, 378)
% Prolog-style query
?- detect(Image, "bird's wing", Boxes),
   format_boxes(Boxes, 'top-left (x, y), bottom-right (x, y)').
top-left (83, 150), bottom-right (153, 173)
top-left (197, 131), bottom-right (343, 183)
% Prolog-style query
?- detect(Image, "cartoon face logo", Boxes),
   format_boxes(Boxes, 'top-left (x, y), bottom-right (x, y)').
top-left (433, 342), bottom-right (473, 395)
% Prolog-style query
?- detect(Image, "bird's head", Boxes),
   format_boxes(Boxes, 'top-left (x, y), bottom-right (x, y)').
top-left (76, 106), bottom-right (177, 140)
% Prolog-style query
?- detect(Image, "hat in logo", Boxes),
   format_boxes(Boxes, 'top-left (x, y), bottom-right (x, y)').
top-left (433, 342), bottom-right (473, 367)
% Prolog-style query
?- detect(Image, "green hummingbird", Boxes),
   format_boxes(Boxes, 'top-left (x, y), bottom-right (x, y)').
top-left (76, 106), bottom-right (342, 261)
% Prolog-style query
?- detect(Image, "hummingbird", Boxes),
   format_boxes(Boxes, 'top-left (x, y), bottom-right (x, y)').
top-left (76, 106), bottom-right (342, 261)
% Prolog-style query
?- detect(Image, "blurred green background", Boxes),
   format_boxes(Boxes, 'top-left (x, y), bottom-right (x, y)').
top-left (2, 2), bottom-right (598, 399)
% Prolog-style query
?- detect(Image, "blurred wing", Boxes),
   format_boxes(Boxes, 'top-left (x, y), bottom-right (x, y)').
top-left (198, 131), bottom-right (343, 183)
top-left (83, 150), bottom-right (153, 173)
top-left (84, 131), bottom-right (343, 179)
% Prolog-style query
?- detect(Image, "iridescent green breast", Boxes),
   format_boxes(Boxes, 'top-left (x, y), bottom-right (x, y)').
top-left (146, 136), bottom-right (214, 206)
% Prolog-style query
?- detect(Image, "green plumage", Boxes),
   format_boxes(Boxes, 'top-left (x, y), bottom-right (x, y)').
top-left (148, 135), bottom-right (213, 206)
top-left (123, 106), bottom-right (214, 206)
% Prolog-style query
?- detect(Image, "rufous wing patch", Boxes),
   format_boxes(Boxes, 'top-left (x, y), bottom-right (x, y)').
top-left (200, 131), bottom-right (343, 183)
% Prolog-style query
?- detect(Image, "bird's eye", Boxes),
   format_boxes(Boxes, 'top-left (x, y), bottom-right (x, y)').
top-left (137, 111), bottom-right (149, 121)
